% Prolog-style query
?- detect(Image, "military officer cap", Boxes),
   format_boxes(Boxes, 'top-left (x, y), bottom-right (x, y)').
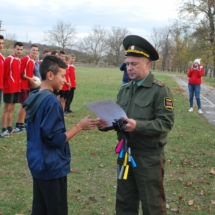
top-left (123, 35), bottom-right (159, 61)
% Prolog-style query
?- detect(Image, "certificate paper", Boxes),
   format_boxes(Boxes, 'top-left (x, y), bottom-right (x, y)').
top-left (86, 99), bottom-right (127, 127)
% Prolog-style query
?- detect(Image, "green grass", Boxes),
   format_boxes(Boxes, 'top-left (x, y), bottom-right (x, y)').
top-left (0, 67), bottom-right (215, 214)
top-left (203, 76), bottom-right (215, 87)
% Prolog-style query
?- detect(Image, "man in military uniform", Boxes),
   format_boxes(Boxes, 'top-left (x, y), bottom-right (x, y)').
top-left (98, 35), bottom-right (174, 215)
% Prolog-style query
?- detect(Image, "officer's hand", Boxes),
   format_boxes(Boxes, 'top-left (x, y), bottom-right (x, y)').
top-left (121, 117), bottom-right (136, 132)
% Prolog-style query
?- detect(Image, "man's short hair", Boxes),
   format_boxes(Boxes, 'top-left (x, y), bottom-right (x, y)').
top-left (40, 55), bottom-right (68, 80)
top-left (51, 50), bottom-right (59, 56)
top-left (30, 44), bottom-right (38, 49)
top-left (14, 42), bottom-right (24, 47)
top-left (43, 48), bottom-right (50, 54)
top-left (0, 35), bottom-right (4, 40)
top-left (65, 55), bottom-right (70, 61)
top-left (60, 51), bottom-right (65, 55)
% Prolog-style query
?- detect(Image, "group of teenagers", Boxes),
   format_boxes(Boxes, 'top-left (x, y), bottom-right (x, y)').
top-left (0, 32), bottom-right (204, 215)
top-left (0, 34), bottom-right (76, 138)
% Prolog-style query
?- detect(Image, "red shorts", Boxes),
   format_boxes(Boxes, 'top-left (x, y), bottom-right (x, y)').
top-left (19, 89), bottom-right (29, 104)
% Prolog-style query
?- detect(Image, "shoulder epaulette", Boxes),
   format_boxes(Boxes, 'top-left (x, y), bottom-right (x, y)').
top-left (153, 79), bottom-right (165, 86)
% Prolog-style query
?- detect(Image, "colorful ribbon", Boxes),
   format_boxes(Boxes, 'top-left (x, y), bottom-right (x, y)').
top-left (116, 137), bottom-right (137, 180)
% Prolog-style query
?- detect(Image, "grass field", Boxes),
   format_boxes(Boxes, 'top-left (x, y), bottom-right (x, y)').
top-left (0, 67), bottom-right (215, 215)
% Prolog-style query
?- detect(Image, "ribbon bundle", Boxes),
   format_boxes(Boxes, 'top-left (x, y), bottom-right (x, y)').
top-left (115, 136), bottom-right (136, 180)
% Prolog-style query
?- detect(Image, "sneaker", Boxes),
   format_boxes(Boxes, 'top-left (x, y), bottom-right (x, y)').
top-left (11, 127), bottom-right (22, 134)
top-left (68, 110), bottom-right (73, 113)
top-left (188, 108), bottom-right (193, 112)
top-left (0, 130), bottom-right (9, 138)
top-left (19, 126), bottom-right (26, 132)
top-left (198, 109), bottom-right (203, 114)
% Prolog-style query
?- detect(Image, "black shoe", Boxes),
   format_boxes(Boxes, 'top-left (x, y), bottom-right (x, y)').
top-left (68, 110), bottom-right (73, 113)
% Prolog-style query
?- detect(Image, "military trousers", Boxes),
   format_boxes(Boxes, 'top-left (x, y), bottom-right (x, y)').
top-left (116, 154), bottom-right (166, 215)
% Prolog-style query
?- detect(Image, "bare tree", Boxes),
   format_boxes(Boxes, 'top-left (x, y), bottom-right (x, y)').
top-left (168, 21), bottom-right (191, 73)
top-left (78, 26), bottom-right (107, 65)
top-left (4, 32), bottom-right (17, 49)
top-left (150, 26), bottom-right (173, 71)
top-left (0, 32), bottom-right (17, 56)
top-left (150, 28), bottom-right (163, 70)
top-left (158, 27), bottom-right (172, 71)
top-left (179, 0), bottom-right (215, 76)
top-left (43, 20), bottom-right (76, 51)
top-left (105, 27), bottom-right (130, 66)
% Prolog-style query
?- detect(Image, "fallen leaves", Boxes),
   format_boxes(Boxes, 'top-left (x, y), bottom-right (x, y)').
top-left (211, 200), bottom-right (215, 205)
top-left (195, 177), bottom-right (203, 183)
top-left (181, 159), bottom-right (192, 167)
top-left (188, 200), bottom-right (194, 206)
top-left (200, 190), bottom-right (204, 196)
top-left (178, 195), bottom-right (184, 201)
top-left (209, 167), bottom-right (215, 175)
top-left (194, 205), bottom-right (201, 210)
top-left (165, 164), bottom-right (215, 214)
top-left (75, 195), bottom-right (81, 200)
top-left (171, 206), bottom-right (180, 212)
top-left (184, 180), bottom-right (193, 187)
top-left (91, 152), bottom-right (96, 156)
top-left (177, 177), bottom-right (183, 182)
top-left (89, 196), bottom-right (97, 202)
top-left (166, 158), bottom-right (172, 165)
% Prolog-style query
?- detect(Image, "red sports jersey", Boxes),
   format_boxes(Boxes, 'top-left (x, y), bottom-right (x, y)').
top-left (61, 66), bottom-right (70, 91)
top-left (0, 53), bottom-right (5, 89)
top-left (20, 55), bottom-right (35, 90)
top-left (3, 55), bottom-right (21, 93)
top-left (69, 64), bottom-right (76, 88)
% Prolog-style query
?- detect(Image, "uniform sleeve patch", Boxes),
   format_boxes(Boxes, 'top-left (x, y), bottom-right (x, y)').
top-left (164, 97), bottom-right (174, 111)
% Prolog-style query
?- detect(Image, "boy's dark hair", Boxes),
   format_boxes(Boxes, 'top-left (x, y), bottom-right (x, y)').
top-left (14, 42), bottom-right (23, 48)
top-left (30, 44), bottom-right (38, 48)
top-left (0, 35), bottom-right (4, 40)
top-left (60, 51), bottom-right (65, 55)
top-left (40, 55), bottom-right (67, 80)
top-left (43, 48), bottom-right (50, 54)
top-left (51, 50), bottom-right (59, 55)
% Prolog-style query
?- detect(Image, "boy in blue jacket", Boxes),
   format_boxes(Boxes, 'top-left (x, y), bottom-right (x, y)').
top-left (23, 55), bottom-right (99, 215)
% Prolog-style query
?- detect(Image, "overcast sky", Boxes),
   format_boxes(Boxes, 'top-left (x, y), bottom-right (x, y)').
top-left (0, 0), bottom-right (180, 44)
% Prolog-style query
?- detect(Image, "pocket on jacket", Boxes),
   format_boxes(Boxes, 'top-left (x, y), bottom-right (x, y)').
top-left (133, 100), bottom-right (152, 119)
top-left (118, 100), bottom-right (128, 108)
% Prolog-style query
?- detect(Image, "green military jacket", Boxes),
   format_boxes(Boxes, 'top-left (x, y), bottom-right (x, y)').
top-left (116, 72), bottom-right (174, 156)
